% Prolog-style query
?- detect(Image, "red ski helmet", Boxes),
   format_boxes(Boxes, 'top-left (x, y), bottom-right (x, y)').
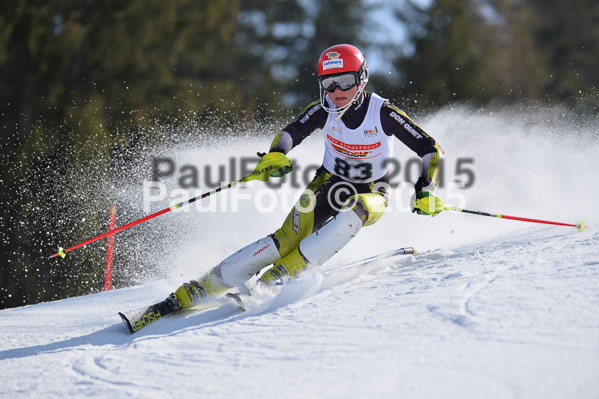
top-left (318, 44), bottom-right (367, 79)
top-left (317, 44), bottom-right (369, 115)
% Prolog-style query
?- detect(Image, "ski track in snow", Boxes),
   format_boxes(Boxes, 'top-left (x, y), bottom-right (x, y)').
top-left (1, 227), bottom-right (598, 398)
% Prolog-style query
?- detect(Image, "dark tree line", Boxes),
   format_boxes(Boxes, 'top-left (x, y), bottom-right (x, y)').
top-left (391, 0), bottom-right (599, 111)
top-left (1, 0), bottom-right (597, 309)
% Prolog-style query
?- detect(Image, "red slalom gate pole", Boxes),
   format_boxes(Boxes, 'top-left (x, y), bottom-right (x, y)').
top-left (104, 205), bottom-right (117, 291)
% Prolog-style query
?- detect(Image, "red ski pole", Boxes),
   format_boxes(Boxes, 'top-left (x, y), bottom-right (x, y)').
top-left (49, 153), bottom-right (292, 259)
top-left (443, 205), bottom-right (588, 231)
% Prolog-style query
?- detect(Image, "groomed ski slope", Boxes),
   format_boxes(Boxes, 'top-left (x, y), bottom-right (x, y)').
top-left (1, 106), bottom-right (598, 398)
top-left (1, 227), bottom-right (598, 398)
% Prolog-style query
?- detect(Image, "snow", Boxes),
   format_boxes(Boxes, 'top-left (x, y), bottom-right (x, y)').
top-left (1, 106), bottom-right (599, 398)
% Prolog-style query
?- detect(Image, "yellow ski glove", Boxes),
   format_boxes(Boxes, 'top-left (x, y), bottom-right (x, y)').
top-left (244, 152), bottom-right (292, 182)
top-left (411, 190), bottom-right (445, 216)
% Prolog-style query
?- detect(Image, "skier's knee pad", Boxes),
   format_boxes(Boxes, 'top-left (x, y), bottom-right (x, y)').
top-left (344, 193), bottom-right (387, 227)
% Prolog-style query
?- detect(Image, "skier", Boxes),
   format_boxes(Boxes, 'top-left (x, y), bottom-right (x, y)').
top-left (170, 44), bottom-right (444, 310)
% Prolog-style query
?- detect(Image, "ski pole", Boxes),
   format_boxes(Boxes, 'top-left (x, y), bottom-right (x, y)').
top-left (50, 153), bottom-right (292, 259)
top-left (442, 205), bottom-right (587, 232)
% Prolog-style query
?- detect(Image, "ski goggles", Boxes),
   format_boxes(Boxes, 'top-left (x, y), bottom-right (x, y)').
top-left (319, 72), bottom-right (358, 93)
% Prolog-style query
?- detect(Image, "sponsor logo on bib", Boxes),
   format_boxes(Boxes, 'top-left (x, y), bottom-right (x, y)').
top-left (327, 134), bottom-right (381, 158)
top-left (363, 127), bottom-right (378, 136)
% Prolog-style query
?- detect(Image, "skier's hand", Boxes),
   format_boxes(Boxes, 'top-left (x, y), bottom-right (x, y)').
top-left (411, 178), bottom-right (444, 216)
top-left (411, 190), bottom-right (444, 216)
top-left (256, 151), bottom-right (292, 178)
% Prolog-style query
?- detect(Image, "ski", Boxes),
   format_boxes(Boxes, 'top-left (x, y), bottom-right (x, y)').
top-left (224, 246), bottom-right (417, 311)
top-left (119, 294), bottom-right (180, 334)
top-left (119, 294), bottom-right (234, 334)
top-left (119, 246), bottom-right (416, 333)
top-left (327, 246), bottom-right (416, 275)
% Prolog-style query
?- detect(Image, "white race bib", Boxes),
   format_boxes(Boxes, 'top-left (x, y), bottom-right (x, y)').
top-left (321, 93), bottom-right (393, 182)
